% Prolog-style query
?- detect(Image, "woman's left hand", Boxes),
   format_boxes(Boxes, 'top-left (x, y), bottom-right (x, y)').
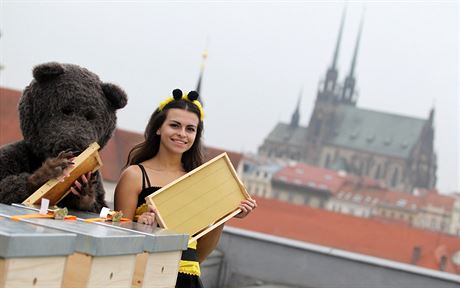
top-left (234, 199), bottom-right (257, 219)
top-left (137, 205), bottom-right (157, 226)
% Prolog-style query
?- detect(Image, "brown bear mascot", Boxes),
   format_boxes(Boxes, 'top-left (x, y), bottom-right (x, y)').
top-left (0, 62), bottom-right (128, 212)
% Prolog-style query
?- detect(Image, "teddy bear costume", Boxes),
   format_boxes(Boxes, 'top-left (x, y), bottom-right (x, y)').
top-left (0, 62), bottom-right (127, 212)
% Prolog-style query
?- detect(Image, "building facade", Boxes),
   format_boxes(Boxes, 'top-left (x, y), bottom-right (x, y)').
top-left (449, 195), bottom-right (460, 235)
top-left (236, 154), bottom-right (282, 199)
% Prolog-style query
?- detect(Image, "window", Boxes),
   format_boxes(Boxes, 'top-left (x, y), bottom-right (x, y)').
top-left (295, 168), bottom-right (304, 175)
top-left (396, 199), bottom-right (407, 207)
top-left (278, 176), bottom-right (288, 182)
top-left (314, 120), bottom-right (322, 136)
top-left (440, 256), bottom-right (448, 271)
top-left (391, 167), bottom-right (399, 187)
top-left (375, 164), bottom-right (381, 179)
top-left (325, 154), bottom-right (331, 168)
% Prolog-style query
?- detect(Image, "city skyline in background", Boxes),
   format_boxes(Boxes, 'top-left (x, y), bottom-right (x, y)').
top-left (0, 1), bottom-right (458, 193)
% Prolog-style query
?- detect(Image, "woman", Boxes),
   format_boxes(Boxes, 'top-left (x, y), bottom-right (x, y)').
top-left (114, 89), bottom-right (256, 288)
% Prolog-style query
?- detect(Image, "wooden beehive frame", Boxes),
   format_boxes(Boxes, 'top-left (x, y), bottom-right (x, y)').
top-left (146, 153), bottom-right (251, 244)
top-left (23, 142), bottom-right (102, 206)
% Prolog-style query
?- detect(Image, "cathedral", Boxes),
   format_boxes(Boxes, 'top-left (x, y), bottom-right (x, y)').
top-left (258, 12), bottom-right (437, 193)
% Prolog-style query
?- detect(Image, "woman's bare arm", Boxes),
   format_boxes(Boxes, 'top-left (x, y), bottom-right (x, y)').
top-left (196, 199), bottom-right (257, 262)
top-left (114, 166), bottom-right (142, 220)
top-left (196, 224), bottom-right (224, 263)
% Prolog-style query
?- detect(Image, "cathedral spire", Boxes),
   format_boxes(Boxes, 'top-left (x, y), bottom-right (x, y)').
top-left (428, 107), bottom-right (435, 126)
top-left (331, 8), bottom-right (346, 70)
top-left (290, 89), bottom-right (302, 127)
top-left (195, 48), bottom-right (208, 104)
top-left (349, 13), bottom-right (363, 78)
top-left (324, 7), bottom-right (346, 93)
top-left (342, 9), bottom-right (364, 104)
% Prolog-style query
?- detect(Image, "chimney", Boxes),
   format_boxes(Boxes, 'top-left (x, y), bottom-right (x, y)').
top-left (411, 246), bottom-right (421, 264)
top-left (439, 255), bottom-right (448, 271)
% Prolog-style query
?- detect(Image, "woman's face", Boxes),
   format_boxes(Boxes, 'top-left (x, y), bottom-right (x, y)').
top-left (157, 108), bottom-right (200, 155)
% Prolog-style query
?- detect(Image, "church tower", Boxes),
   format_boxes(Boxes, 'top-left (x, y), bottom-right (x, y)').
top-left (290, 89), bottom-right (302, 128)
top-left (257, 6), bottom-right (437, 193)
top-left (305, 8), bottom-right (346, 164)
top-left (320, 8), bottom-right (346, 100)
top-left (340, 12), bottom-right (364, 105)
top-left (407, 108), bottom-right (437, 190)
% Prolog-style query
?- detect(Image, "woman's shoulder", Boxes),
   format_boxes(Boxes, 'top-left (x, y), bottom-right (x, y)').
top-left (115, 165), bottom-right (143, 196)
top-left (120, 164), bottom-right (143, 179)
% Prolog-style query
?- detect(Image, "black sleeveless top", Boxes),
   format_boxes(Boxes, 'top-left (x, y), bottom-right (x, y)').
top-left (136, 164), bottom-right (161, 208)
top-left (136, 164), bottom-right (203, 287)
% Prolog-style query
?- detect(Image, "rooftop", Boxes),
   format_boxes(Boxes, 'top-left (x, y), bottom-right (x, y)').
top-left (227, 196), bottom-right (460, 275)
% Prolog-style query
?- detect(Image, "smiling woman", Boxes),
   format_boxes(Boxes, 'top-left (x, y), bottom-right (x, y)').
top-left (114, 89), bottom-right (257, 288)
top-left (158, 109), bottom-right (198, 155)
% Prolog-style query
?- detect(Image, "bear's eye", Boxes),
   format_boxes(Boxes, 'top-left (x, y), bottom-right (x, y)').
top-left (62, 106), bottom-right (73, 115)
top-left (85, 111), bottom-right (97, 121)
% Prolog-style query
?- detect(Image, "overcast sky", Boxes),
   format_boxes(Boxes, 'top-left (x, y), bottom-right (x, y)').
top-left (0, 0), bottom-right (458, 193)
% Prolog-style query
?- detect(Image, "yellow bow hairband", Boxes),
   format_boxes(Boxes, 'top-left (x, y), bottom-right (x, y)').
top-left (158, 89), bottom-right (204, 121)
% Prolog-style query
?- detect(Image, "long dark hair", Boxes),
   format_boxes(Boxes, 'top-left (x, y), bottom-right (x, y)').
top-left (126, 91), bottom-right (204, 172)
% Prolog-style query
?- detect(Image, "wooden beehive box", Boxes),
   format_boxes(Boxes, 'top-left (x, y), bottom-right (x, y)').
top-left (146, 153), bottom-right (250, 244)
top-left (23, 142), bottom-right (102, 206)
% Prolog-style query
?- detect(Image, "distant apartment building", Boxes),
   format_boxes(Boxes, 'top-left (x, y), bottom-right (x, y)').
top-left (270, 162), bottom-right (345, 207)
top-left (236, 154), bottom-right (282, 199)
top-left (449, 194), bottom-right (460, 235)
top-left (326, 190), bottom-right (382, 218)
top-left (240, 151), bottom-right (457, 237)
top-left (413, 191), bottom-right (455, 234)
top-left (373, 191), bottom-right (419, 225)
top-left (327, 186), bottom-right (458, 236)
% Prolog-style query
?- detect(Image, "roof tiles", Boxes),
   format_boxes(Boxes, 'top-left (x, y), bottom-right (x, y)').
top-left (228, 196), bottom-right (460, 274)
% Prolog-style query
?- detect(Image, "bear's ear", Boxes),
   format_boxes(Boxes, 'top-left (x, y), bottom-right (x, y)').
top-left (101, 83), bottom-right (128, 109)
top-left (33, 62), bottom-right (65, 82)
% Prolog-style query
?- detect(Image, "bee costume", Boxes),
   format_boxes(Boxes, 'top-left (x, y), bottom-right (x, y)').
top-left (135, 89), bottom-right (204, 288)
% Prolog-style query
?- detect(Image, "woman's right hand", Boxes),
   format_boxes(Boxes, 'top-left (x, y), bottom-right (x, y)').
top-left (137, 205), bottom-right (157, 226)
